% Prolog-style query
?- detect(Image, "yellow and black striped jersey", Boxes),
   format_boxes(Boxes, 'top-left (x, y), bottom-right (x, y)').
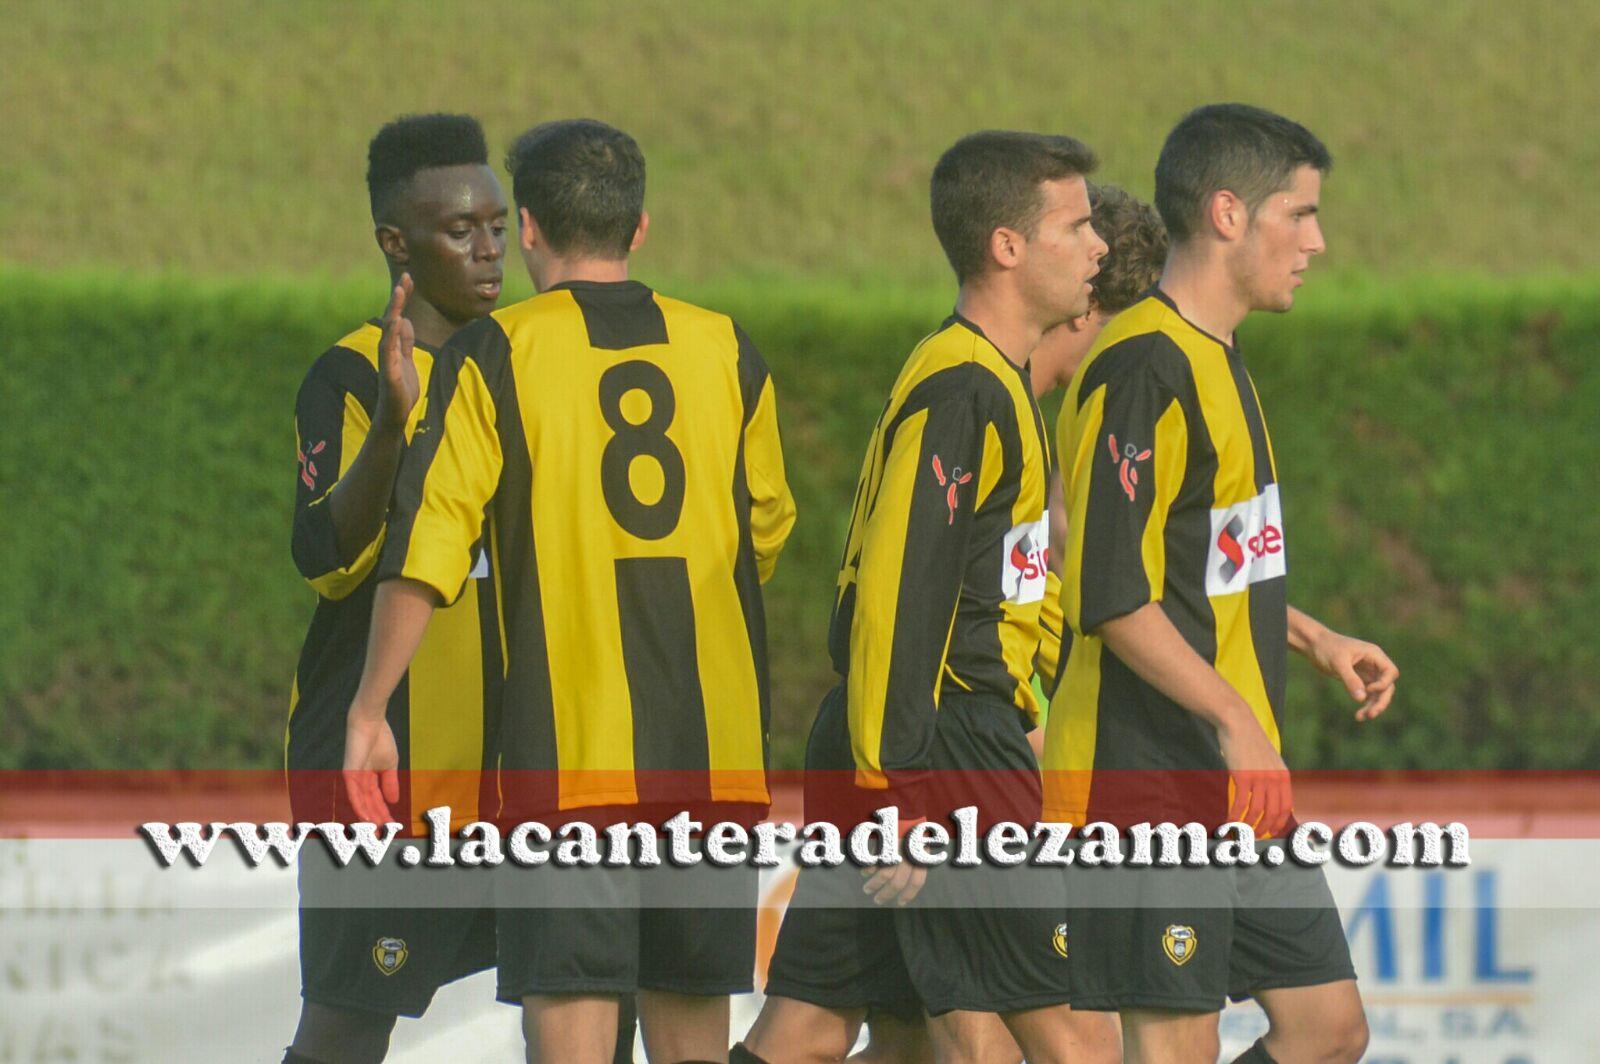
top-left (288, 321), bottom-right (503, 834)
top-left (830, 314), bottom-right (1053, 795)
top-left (379, 280), bottom-right (795, 817)
top-left (1046, 289), bottom-right (1288, 825)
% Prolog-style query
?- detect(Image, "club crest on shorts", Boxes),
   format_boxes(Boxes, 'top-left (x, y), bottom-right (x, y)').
top-left (1162, 924), bottom-right (1196, 966)
top-left (372, 936), bottom-right (408, 976)
top-left (1051, 922), bottom-right (1069, 958)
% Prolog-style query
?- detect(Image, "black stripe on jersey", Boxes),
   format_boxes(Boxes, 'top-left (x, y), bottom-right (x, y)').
top-left (556, 280), bottom-right (669, 350)
top-left (733, 325), bottom-right (773, 760)
top-left (475, 536), bottom-right (506, 775)
top-left (290, 345), bottom-right (379, 582)
top-left (616, 556), bottom-right (714, 803)
top-left (1226, 353), bottom-right (1276, 493)
top-left (946, 384), bottom-right (1027, 702)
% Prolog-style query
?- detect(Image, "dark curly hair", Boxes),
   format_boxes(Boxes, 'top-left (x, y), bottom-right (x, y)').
top-left (366, 113), bottom-right (489, 223)
top-left (1088, 183), bottom-right (1168, 315)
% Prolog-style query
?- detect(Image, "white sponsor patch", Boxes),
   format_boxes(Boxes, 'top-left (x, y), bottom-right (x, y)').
top-left (1001, 514), bottom-right (1050, 604)
top-left (1205, 484), bottom-right (1286, 596)
top-left (469, 549), bottom-right (489, 580)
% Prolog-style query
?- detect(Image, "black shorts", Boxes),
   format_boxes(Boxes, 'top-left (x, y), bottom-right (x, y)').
top-left (297, 849), bottom-right (495, 1019)
top-left (1066, 843), bottom-right (1357, 1012)
top-left (495, 854), bottom-right (758, 1001)
top-left (765, 686), bottom-right (1073, 1017)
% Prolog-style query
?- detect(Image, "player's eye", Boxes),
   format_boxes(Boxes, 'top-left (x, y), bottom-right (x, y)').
top-left (448, 229), bottom-right (471, 239)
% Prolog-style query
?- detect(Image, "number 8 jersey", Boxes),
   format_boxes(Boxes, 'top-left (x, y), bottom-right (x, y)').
top-left (379, 280), bottom-right (795, 819)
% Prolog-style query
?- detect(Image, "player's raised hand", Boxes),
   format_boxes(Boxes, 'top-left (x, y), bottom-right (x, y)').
top-left (342, 713), bottom-right (401, 827)
top-left (1219, 716), bottom-right (1293, 839)
top-left (1307, 630), bottom-right (1400, 722)
top-left (374, 273), bottom-right (420, 435)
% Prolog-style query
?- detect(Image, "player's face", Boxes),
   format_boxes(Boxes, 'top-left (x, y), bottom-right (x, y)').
top-left (397, 163), bottom-right (509, 326)
top-left (1238, 164), bottom-right (1325, 313)
top-left (1019, 176), bottom-right (1107, 329)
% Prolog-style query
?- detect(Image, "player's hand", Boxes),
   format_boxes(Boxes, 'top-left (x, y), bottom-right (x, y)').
top-left (862, 862), bottom-right (927, 906)
top-left (342, 712), bottom-right (400, 826)
top-left (374, 273), bottom-right (420, 436)
top-left (1218, 715), bottom-right (1292, 839)
top-left (1306, 630), bottom-right (1399, 722)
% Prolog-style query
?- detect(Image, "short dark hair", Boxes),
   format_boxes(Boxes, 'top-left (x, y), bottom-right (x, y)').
top-left (1155, 103), bottom-right (1332, 244)
top-left (931, 131), bottom-right (1098, 283)
top-left (504, 119), bottom-right (646, 258)
top-left (366, 113), bottom-right (489, 223)
top-left (1087, 184), bottom-right (1169, 315)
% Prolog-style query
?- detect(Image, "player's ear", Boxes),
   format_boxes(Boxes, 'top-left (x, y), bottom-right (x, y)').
top-left (989, 225), bottom-right (1023, 270)
top-left (628, 211), bottom-right (649, 254)
top-left (519, 207), bottom-right (543, 253)
top-left (1210, 188), bottom-right (1247, 241)
top-left (375, 223), bottom-right (409, 264)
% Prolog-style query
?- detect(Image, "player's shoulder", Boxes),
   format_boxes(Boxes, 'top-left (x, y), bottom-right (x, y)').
top-left (298, 321), bottom-right (381, 399)
top-left (1076, 296), bottom-right (1195, 396)
top-left (897, 315), bottom-right (1020, 416)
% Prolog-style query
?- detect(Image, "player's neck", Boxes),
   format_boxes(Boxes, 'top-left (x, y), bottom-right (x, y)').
top-left (396, 289), bottom-right (465, 350)
top-left (954, 283), bottom-right (1042, 370)
top-left (1158, 247), bottom-right (1249, 348)
top-left (533, 256), bottom-right (631, 292)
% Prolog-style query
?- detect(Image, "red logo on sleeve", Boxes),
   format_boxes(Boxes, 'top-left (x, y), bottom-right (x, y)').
top-left (931, 454), bottom-right (974, 524)
top-left (298, 439), bottom-right (326, 490)
top-left (1107, 433), bottom-right (1152, 502)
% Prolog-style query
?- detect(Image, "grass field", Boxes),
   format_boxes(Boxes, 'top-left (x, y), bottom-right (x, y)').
top-left (3, 269), bottom-right (1596, 772)
top-left (1, 1), bottom-right (1597, 283)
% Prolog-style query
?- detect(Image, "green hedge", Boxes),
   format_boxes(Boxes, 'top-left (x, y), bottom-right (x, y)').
top-left (2, 270), bottom-right (1596, 771)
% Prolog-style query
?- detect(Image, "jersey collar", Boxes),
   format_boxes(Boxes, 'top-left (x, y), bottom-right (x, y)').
top-left (1148, 286), bottom-right (1242, 355)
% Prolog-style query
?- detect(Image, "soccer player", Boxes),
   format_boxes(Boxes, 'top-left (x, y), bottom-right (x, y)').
top-left (284, 113), bottom-right (510, 1064)
top-left (858, 183), bottom-right (1169, 1064)
top-left (739, 131), bottom-right (1117, 1064)
top-left (342, 118), bottom-right (795, 1064)
top-left (1049, 103), bottom-right (1398, 1064)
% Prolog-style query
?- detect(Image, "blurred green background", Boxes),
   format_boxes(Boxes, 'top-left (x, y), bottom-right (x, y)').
top-left (2, 1), bottom-right (1596, 771)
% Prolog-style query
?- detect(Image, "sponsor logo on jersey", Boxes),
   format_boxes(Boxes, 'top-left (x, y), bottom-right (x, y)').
top-left (1206, 485), bottom-right (1286, 595)
top-left (1052, 922), bottom-right (1070, 958)
top-left (1001, 515), bottom-right (1050, 605)
top-left (1162, 924), bottom-right (1197, 966)
top-left (372, 936), bottom-right (408, 975)
top-left (297, 438), bottom-right (326, 490)
top-left (930, 454), bottom-right (973, 525)
top-left (1107, 433), bottom-right (1152, 502)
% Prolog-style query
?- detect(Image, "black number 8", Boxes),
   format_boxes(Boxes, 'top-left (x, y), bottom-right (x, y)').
top-left (598, 360), bottom-right (685, 540)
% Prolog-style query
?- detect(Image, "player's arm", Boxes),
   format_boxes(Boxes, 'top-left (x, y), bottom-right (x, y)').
top-left (1287, 605), bottom-right (1399, 721)
top-left (290, 276), bottom-right (420, 599)
top-left (848, 391), bottom-right (984, 814)
top-left (342, 317), bottom-right (505, 822)
top-left (734, 325), bottom-right (796, 582)
top-left (1061, 345), bottom-right (1289, 834)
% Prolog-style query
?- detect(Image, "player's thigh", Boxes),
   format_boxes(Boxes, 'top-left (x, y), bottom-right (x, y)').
top-left (637, 988), bottom-right (728, 1063)
top-left (853, 1012), bottom-right (932, 1064)
top-left (1254, 980), bottom-right (1368, 1064)
top-left (925, 1009), bottom-right (1021, 1064)
top-left (289, 1001), bottom-right (396, 1064)
top-left (1120, 1008), bottom-right (1220, 1064)
top-left (1000, 1002), bottom-right (1119, 1064)
top-left (742, 993), bottom-right (864, 1063)
top-left (521, 994), bottom-right (622, 1064)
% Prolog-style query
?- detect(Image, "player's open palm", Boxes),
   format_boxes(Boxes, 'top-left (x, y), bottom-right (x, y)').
top-left (1220, 718), bottom-right (1292, 839)
top-left (375, 273), bottom-right (420, 434)
top-left (1308, 630), bottom-right (1399, 722)
top-left (343, 715), bottom-right (400, 826)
